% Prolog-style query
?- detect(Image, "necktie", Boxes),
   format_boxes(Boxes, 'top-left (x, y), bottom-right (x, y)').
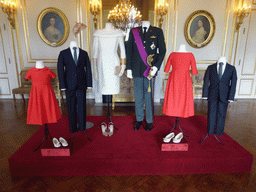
top-left (143, 27), bottom-right (147, 38)
top-left (73, 47), bottom-right (78, 65)
top-left (218, 62), bottom-right (223, 80)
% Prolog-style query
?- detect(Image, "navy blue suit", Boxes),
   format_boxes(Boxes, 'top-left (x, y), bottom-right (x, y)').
top-left (57, 48), bottom-right (92, 133)
top-left (202, 63), bottom-right (237, 136)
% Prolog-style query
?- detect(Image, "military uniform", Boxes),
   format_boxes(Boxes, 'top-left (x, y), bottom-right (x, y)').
top-left (126, 26), bottom-right (166, 127)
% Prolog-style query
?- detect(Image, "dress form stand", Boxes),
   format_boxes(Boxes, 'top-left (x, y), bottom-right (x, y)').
top-left (200, 56), bottom-right (228, 145)
top-left (33, 61), bottom-right (53, 151)
top-left (168, 44), bottom-right (190, 138)
top-left (67, 41), bottom-right (94, 130)
top-left (101, 95), bottom-right (118, 130)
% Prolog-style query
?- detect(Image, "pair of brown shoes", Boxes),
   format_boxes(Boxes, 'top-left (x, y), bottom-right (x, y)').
top-left (101, 122), bottom-right (114, 137)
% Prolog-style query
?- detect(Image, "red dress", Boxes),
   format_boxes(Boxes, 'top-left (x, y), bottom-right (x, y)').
top-left (25, 67), bottom-right (62, 125)
top-left (163, 52), bottom-right (198, 118)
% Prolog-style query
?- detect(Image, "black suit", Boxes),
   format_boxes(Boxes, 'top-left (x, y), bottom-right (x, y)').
top-left (57, 48), bottom-right (92, 133)
top-left (202, 63), bottom-right (237, 136)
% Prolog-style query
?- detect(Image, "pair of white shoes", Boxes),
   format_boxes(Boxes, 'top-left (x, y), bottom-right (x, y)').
top-left (52, 137), bottom-right (68, 148)
top-left (163, 132), bottom-right (183, 143)
top-left (101, 122), bottom-right (114, 137)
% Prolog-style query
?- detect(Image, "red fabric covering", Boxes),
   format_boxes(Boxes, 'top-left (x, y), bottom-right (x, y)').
top-left (163, 52), bottom-right (198, 117)
top-left (25, 67), bottom-right (62, 125)
top-left (8, 116), bottom-right (253, 177)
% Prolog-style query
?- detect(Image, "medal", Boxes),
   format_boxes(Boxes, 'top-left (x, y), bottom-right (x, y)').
top-left (150, 42), bottom-right (156, 50)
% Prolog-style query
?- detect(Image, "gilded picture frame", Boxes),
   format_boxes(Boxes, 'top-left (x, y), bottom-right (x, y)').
top-left (37, 7), bottom-right (69, 47)
top-left (184, 10), bottom-right (215, 48)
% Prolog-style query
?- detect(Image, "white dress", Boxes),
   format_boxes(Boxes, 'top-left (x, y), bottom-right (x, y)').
top-left (92, 29), bottom-right (126, 95)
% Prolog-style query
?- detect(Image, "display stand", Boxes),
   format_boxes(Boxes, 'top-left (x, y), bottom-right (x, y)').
top-left (169, 117), bottom-right (189, 138)
top-left (199, 134), bottom-right (225, 145)
top-left (68, 130), bottom-right (92, 141)
top-left (161, 137), bottom-right (188, 151)
top-left (101, 95), bottom-right (118, 130)
top-left (34, 124), bottom-right (52, 152)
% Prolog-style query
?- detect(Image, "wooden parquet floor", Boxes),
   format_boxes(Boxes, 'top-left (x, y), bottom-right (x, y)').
top-left (0, 99), bottom-right (255, 192)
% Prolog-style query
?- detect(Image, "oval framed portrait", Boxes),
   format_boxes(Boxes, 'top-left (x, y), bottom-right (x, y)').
top-left (184, 10), bottom-right (215, 48)
top-left (37, 7), bottom-right (69, 47)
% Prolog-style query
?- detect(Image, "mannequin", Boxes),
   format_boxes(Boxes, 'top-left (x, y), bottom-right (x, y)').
top-left (92, 22), bottom-right (126, 127)
top-left (93, 22), bottom-right (126, 94)
top-left (162, 44), bottom-right (198, 136)
top-left (26, 61), bottom-right (62, 151)
top-left (35, 61), bottom-right (45, 69)
top-left (126, 20), bottom-right (166, 131)
top-left (57, 40), bottom-right (93, 135)
top-left (177, 44), bottom-right (187, 52)
top-left (201, 56), bottom-right (237, 144)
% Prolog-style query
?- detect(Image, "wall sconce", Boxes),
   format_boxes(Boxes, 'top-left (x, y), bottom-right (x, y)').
top-left (90, 0), bottom-right (101, 30)
top-left (156, 0), bottom-right (169, 28)
top-left (236, 3), bottom-right (251, 31)
top-left (0, 0), bottom-right (17, 29)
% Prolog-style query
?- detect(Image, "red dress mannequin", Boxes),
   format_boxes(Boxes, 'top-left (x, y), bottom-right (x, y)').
top-left (25, 62), bottom-right (61, 125)
top-left (163, 44), bottom-right (198, 118)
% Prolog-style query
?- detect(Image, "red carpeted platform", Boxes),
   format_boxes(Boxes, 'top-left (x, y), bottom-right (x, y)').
top-left (8, 116), bottom-right (253, 177)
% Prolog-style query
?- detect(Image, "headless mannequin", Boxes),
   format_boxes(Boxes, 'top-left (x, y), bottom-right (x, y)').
top-left (177, 44), bottom-right (187, 52)
top-left (127, 21), bottom-right (158, 79)
top-left (93, 23), bottom-right (126, 78)
top-left (202, 56), bottom-right (232, 103)
top-left (35, 61), bottom-right (45, 69)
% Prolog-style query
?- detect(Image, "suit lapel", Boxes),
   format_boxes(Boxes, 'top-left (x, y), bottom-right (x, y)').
top-left (213, 63), bottom-right (218, 80)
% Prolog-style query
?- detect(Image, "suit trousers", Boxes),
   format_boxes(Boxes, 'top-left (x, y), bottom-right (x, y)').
top-left (134, 77), bottom-right (154, 123)
top-left (207, 99), bottom-right (228, 136)
top-left (65, 88), bottom-right (87, 133)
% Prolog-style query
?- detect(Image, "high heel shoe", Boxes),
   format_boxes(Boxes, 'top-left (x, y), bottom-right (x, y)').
top-left (59, 137), bottom-right (68, 147)
top-left (163, 132), bottom-right (175, 143)
top-left (173, 132), bottom-right (183, 143)
top-left (101, 122), bottom-right (108, 137)
top-left (53, 138), bottom-right (61, 148)
top-left (108, 122), bottom-right (114, 137)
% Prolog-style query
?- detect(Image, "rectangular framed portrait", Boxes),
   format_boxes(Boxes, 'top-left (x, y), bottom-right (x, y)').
top-left (37, 7), bottom-right (69, 47)
top-left (184, 10), bottom-right (215, 48)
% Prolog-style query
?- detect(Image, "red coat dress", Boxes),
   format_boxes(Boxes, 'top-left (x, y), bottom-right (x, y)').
top-left (25, 67), bottom-right (62, 125)
top-left (163, 52), bottom-right (198, 118)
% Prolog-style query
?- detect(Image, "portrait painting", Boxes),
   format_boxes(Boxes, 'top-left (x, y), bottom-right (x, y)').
top-left (184, 10), bottom-right (215, 48)
top-left (37, 7), bottom-right (69, 47)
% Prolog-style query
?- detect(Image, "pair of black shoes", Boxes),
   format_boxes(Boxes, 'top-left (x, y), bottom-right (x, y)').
top-left (134, 121), bottom-right (152, 131)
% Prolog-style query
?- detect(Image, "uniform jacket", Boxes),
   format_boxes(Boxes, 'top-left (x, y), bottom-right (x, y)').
top-left (126, 26), bottom-right (166, 77)
top-left (57, 48), bottom-right (92, 91)
top-left (202, 63), bottom-right (237, 103)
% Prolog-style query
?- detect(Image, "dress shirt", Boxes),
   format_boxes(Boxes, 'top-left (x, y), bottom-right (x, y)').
top-left (217, 62), bottom-right (226, 75)
top-left (69, 46), bottom-right (80, 60)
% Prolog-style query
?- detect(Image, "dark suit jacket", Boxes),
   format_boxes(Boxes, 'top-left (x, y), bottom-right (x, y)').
top-left (126, 26), bottom-right (166, 77)
top-left (57, 48), bottom-right (92, 91)
top-left (202, 63), bottom-right (237, 103)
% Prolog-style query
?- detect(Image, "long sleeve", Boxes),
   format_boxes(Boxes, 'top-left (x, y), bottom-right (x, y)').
top-left (92, 36), bottom-right (99, 59)
top-left (202, 66), bottom-right (210, 98)
top-left (57, 51), bottom-right (65, 89)
top-left (190, 53), bottom-right (198, 75)
top-left (85, 52), bottom-right (93, 88)
top-left (118, 36), bottom-right (126, 59)
top-left (228, 66), bottom-right (237, 101)
top-left (154, 28), bottom-right (166, 70)
top-left (126, 29), bottom-right (134, 70)
top-left (164, 53), bottom-right (173, 73)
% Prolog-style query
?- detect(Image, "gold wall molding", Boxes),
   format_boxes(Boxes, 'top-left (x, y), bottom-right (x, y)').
top-left (0, 77), bottom-right (11, 95)
top-left (241, 9), bottom-right (256, 75)
top-left (238, 78), bottom-right (254, 95)
top-left (0, 26), bottom-right (8, 74)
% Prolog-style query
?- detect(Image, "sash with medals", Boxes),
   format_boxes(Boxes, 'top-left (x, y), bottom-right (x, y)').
top-left (132, 28), bottom-right (154, 79)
